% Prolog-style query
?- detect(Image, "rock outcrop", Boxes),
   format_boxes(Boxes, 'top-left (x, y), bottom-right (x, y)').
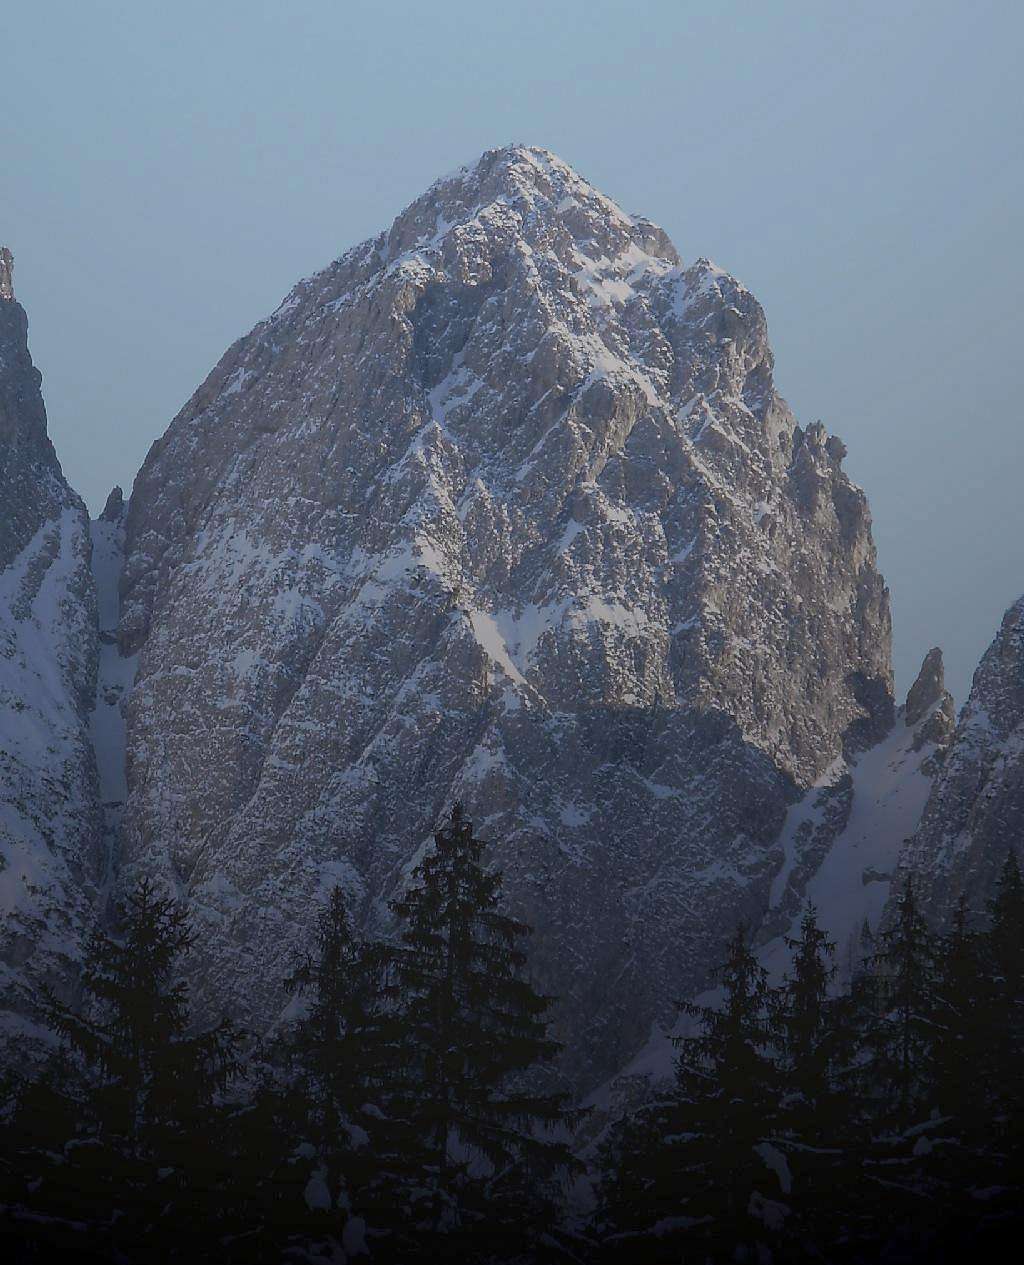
top-left (761, 646), bottom-right (954, 971)
top-left (899, 598), bottom-right (1024, 922)
top-left (591, 662), bottom-right (955, 1117)
top-left (0, 248), bottom-right (13, 304)
top-left (116, 148), bottom-right (893, 1084)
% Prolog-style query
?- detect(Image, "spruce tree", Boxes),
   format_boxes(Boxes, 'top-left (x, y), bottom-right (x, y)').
top-left (865, 875), bottom-right (938, 1127)
top-left (264, 884), bottom-right (388, 1260)
top-left (288, 886), bottom-right (370, 1183)
top-left (985, 849), bottom-right (1024, 1026)
top-left (846, 879), bottom-right (946, 1258)
top-left (899, 894), bottom-right (1005, 1257)
top-left (382, 803), bottom-right (578, 1261)
top-left (772, 904), bottom-right (861, 1257)
top-left (777, 903), bottom-right (837, 1120)
top-left (932, 895), bottom-right (986, 1122)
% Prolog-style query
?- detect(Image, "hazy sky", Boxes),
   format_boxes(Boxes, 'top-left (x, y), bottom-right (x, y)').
top-left (3, 1), bottom-right (1021, 701)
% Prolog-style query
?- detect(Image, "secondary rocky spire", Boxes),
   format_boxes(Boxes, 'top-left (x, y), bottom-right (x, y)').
top-left (0, 246), bottom-right (13, 301)
top-left (900, 597), bottom-right (1024, 921)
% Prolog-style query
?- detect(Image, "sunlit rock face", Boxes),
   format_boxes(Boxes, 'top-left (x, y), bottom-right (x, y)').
top-left (118, 147), bottom-right (892, 1085)
top-left (0, 251), bottom-right (102, 1060)
top-left (899, 599), bottom-right (1024, 924)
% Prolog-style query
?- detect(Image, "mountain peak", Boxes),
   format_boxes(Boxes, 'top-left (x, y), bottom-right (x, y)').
top-left (440, 143), bottom-right (615, 204)
top-left (382, 143), bottom-right (681, 272)
top-left (116, 148), bottom-right (892, 1083)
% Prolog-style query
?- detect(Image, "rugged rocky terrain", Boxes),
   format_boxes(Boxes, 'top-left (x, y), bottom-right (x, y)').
top-left (899, 597), bottom-right (1024, 922)
top-left (584, 649), bottom-right (955, 1117)
top-left (114, 146), bottom-right (892, 1084)
top-left (0, 251), bottom-right (102, 1059)
top-left (2, 148), bottom-right (1013, 1089)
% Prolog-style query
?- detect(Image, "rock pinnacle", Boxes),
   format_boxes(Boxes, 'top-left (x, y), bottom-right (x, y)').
top-left (0, 248), bottom-right (13, 301)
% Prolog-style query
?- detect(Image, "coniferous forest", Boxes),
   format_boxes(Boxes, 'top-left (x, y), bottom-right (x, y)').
top-left (2, 808), bottom-right (1024, 1263)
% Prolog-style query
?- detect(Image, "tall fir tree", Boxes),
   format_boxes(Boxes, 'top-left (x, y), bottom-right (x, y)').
top-left (865, 875), bottom-right (938, 1128)
top-left (849, 879), bottom-right (951, 1259)
top-left (216, 884), bottom-right (383, 1262)
top-left (931, 895), bottom-right (986, 1123)
top-left (381, 803), bottom-right (579, 1262)
top-left (779, 905), bottom-right (908, 1260)
top-left (777, 902), bottom-right (837, 1122)
top-left (984, 849), bottom-right (1024, 1043)
top-left (287, 885), bottom-right (372, 1195)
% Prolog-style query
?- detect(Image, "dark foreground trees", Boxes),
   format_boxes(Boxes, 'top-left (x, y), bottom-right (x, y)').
top-left (4, 832), bottom-right (1024, 1264)
top-left (2, 807), bottom-right (580, 1263)
top-left (1, 879), bottom-right (238, 1259)
top-left (382, 803), bottom-right (580, 1261)
top-left (231, 808), bottom-right (581, 1263)
top-left (597, 871), bottom-right (1024, 1263)
top-left (597, 921), bottom-right (780, 1262)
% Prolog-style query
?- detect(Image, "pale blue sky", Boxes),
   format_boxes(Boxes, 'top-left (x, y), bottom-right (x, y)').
top-left (2, 0), bottom-right (1021, 700)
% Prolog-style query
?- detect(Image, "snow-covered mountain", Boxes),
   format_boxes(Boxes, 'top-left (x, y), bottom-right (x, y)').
top-left (2, 148), bottom-right (1010, 1090)
top-left (898, 597), bottom-right (1024, 921)
top-left (0, 250), bottom-right (103, 1059)
top-left (114, 146), bottom-right (893, 1084)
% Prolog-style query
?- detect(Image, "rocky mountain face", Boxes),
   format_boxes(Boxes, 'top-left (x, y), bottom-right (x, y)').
top-left (898, 597), bottom-right (1024, 922)
top-left (759, 646), bottom-right (954, 969)
top-left (0, 250), bottom-right (102, 1058)
top-left (115, 146), bottom-right (894, 1084)
top-left (584, 650), bottom-right (956, 1120)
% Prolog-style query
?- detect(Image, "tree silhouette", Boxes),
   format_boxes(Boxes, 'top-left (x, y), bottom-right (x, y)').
top-left (8, 879), bottom-right (237, 1260)
top-left (382, 803), bottom-right (579, 1260)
